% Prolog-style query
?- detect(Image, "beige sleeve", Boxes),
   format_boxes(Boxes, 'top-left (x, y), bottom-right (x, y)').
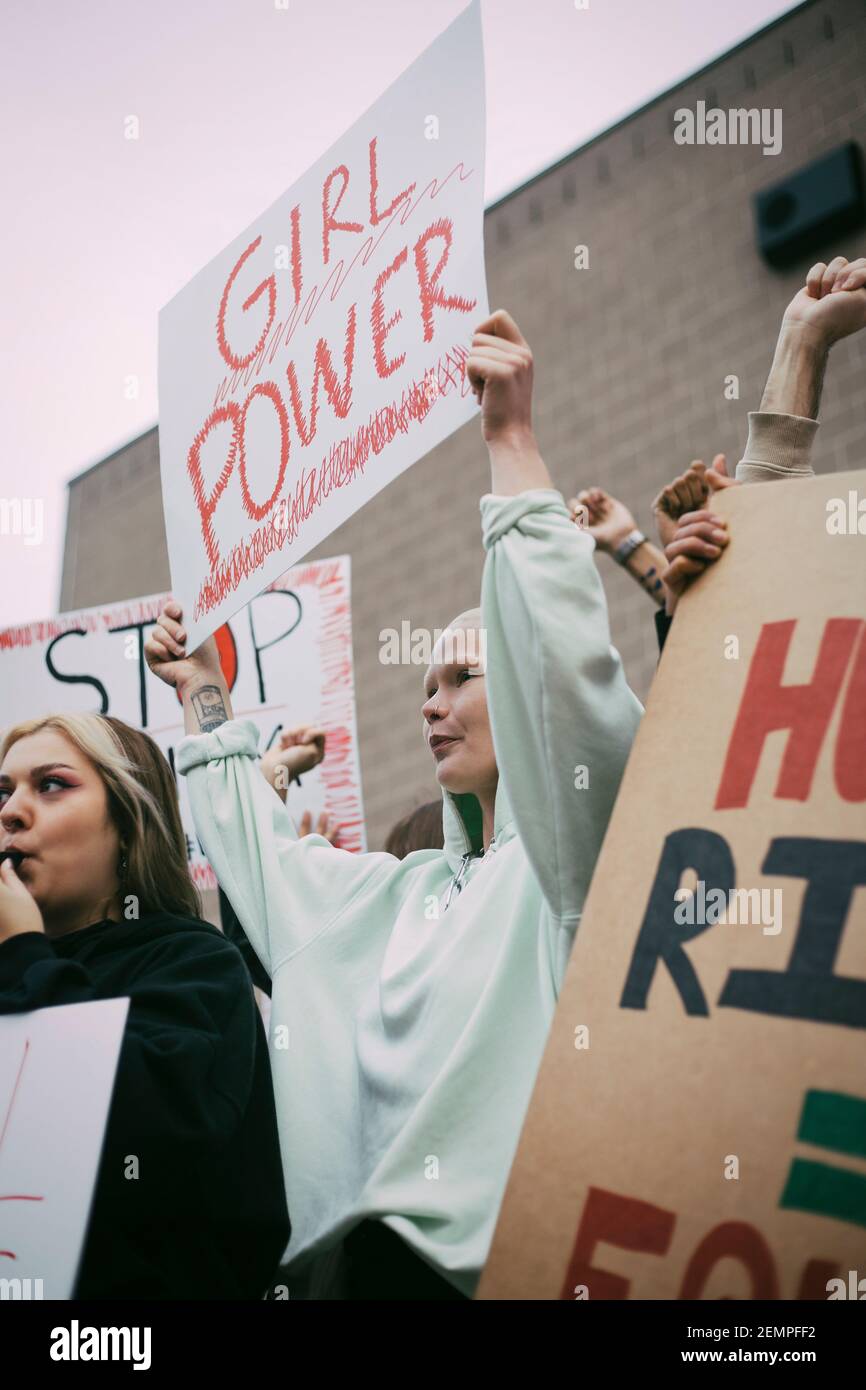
top-left (735, 411), bottom-right (818, 484)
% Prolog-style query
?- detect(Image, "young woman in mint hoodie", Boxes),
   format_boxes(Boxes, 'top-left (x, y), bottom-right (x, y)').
top-left (145, 309), bottom-right (644, 1300)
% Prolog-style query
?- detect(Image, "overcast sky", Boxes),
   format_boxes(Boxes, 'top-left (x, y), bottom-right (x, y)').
top-left (1, 0), bottom-right (798, 627)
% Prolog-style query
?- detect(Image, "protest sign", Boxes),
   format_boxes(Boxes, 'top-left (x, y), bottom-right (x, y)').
top-left (479, 471), bottom-right (866, 1300)
top-left (158, 0), bottom-right (488, 651)
top-left (0, 999), bottom-right (129, 1299)
top-left (0, 556), bottom-right (364, 889)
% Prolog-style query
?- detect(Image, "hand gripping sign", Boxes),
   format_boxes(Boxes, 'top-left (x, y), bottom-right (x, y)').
top-left (158, 2), bottom-right (488, 652)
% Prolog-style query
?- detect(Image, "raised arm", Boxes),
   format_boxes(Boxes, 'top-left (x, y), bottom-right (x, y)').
top-left (738, 253), bottom-right (866, 482)
top-left (466, 308), bottom-right (552, 495)
top-left (657, 255), bottom-right (866, 622)
top-left (466, 311), bottom-right (644, 931)
top-left (144, 611), bottom-right (392, 977)
top-left (571, 487), bottom-right (668, 608)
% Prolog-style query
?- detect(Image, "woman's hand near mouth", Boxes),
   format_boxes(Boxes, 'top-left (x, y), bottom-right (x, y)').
top-left (0, 854), bottom-right (45, 941)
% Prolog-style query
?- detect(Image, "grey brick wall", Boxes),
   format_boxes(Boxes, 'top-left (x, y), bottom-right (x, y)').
top-left (60, 0), bottom-right (866, 850)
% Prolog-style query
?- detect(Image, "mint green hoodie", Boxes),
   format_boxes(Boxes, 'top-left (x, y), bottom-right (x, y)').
top-left (177, 488), bottom-right (644, 1296)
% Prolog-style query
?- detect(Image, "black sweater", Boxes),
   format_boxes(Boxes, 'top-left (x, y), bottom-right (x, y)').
top-left (0, 913), bottom-right (289, 1299)
top-left (219, 887), bottom-right (272, 997)
top-left (655, 606), bottom-right (673, 654)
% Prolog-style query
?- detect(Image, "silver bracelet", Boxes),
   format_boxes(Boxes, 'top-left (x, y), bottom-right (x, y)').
top-left (613, 529), bottom-right (647, 565)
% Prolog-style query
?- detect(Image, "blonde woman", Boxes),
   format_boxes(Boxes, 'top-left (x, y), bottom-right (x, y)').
top-left (0, 713), bottom-right (288, 1299)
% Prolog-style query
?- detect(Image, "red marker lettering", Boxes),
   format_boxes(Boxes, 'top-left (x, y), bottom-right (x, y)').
top-left (679, 1221), bottom-right (779, 1299)
top-left (322, 164), bottom-right (363, 266)
top-left (216, 237), bottom-right (277, 370)
top-left (560, 1186), bottom-right (675, 1299)
top-left (186, 403), bottom-right (240, 570)
top-left (371, 247), bottom-right (408, 379)
top-left (715, 618), bottom-right (862, 810)
top-left (413, 217), bottom-right (476, 343)
top-left (238, 382), bottom-right (291, 521)
top-left (368, 136), bottom-right (416, 226)
top-left (834, 622), bottom-right (866, 802)
top-left (285, 303), bottom-right (357, 447)
top-left (290, 205), bottom-right (303, 309)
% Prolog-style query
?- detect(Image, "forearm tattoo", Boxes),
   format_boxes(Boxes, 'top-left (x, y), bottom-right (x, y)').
top-left (636, 563), bottom-right (666, 606)
top-left (191, 685), bottom-right (229, 733)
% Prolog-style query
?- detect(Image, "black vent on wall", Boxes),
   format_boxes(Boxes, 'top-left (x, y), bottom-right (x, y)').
top-left (753, 142), bottom-right (866, 268)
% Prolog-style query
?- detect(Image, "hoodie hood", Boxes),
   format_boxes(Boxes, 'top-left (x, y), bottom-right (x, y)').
top-left (50, 911), bottom-right (221, 959)
top-left (441, 774), bottom-right (517, 873)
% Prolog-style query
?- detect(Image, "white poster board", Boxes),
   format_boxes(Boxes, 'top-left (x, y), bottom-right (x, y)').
top-left (158, 1), bottom-right (488, 650)
top-left (0, 556), bottom-right (365, 890)
top-left (0, 999), bottom-right (129, 1300)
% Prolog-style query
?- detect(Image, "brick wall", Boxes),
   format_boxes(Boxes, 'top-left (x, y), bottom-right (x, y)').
top-left (60, 0), bottom-right (866, 849)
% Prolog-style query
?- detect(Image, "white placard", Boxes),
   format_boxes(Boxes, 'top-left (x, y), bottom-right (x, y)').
top-left (158, 0), bottom-right (488, 650)
top-left (0, 999), bottom-right (130, 1300)
top-left (0, 556), bottom-right (365, 889)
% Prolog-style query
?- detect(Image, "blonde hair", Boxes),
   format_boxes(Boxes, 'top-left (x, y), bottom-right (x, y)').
top-left (0, 713), bottom-right (200, 922)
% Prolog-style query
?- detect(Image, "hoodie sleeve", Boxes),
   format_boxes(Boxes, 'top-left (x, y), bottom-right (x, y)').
top-left (735, 411), bottom-right (818, 483)
top-left (176, 719), bottom-right (394, 976)
top-left (480, 488), bottom-right (643, 927)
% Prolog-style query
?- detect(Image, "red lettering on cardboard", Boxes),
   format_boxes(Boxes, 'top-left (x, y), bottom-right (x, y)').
top-left (715, 618), bottom-right (862, 810)
top-left (559, 1186), bottom-right (676, 1300)
top-left (834, 623), bottom-right (866, 802)
top-left (679, 1221), bottom-right (779, 1298)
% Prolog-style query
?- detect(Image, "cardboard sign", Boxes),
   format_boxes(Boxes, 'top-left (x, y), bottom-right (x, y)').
top-left (158, 1), bottom-right (488, 651)
top-left (479, 471), bottom-right (866, 1301)
top-left (0, 999), bottom-right (129, 1299)
top-left (0, 557), bottom-right (365, 889)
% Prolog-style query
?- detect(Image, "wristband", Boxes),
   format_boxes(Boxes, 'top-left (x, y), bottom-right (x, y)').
top-left (613, 529), bottom-right (647, 565)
